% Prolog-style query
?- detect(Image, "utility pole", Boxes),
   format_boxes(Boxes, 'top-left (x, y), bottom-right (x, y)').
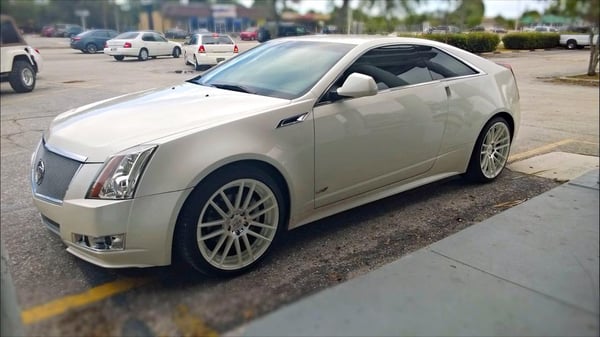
top-left (346, 1), bottom-right (352, 34)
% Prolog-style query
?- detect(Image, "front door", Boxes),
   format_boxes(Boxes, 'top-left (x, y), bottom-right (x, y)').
top-left (313, 44), bottom-right (449, 207)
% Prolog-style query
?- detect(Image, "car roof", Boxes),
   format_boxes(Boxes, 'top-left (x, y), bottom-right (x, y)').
top-left (269, 35), bottom-right (489, 69)
top-left (275, 34), bottom-right (446, 47)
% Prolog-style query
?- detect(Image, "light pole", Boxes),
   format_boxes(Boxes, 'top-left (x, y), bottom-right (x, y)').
top-left (346, 1), bottom-right (352, 34)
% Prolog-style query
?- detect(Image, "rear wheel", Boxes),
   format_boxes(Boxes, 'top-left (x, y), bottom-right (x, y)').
top-left (464, 117), bottom-right (512, 183)
top-left (85, 43), bottom-right (98, 54)
top-left (113, 55), bottom-right (125, 61)
top-left (172, 47), bottom-right (181, 58)
top-left (174, 165), bottom-right (286, 277)
top-left (566, 40), bottom-right (577, 50)
top-left (138, 48), bottom-right (149, 61)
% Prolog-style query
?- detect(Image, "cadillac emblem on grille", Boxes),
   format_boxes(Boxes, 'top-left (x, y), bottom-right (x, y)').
top-left (35, 159), bottom-right (45, 185)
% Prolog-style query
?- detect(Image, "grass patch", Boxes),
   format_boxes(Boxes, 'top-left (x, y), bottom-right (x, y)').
top-left (565, 73), bottom-right (600, 80)
top-left (544, 73), bottom-right (599, 87)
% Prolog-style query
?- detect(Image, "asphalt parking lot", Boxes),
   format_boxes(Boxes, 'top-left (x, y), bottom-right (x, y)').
top-left (1, 37), bottom-right (598, 336)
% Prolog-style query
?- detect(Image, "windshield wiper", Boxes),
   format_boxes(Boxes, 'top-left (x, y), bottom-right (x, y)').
top-left (211, 83), bottom-right (254, 94)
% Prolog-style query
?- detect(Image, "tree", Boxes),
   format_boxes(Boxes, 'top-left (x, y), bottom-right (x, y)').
top-left (555, 0), bottom-right (600, 75)
top-left (358, 0), bottom-right (422, 33)
top-left (452, 0), bottom-right (484, 29)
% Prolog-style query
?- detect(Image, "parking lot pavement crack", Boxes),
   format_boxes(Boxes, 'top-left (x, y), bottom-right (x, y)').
top-left (1, 135), bottom-right (30, 152)
top-left (429, 249), bottom-right (599, 317)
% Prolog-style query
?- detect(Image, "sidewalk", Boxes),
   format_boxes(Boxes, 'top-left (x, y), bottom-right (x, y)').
top-left (231, 169), bottom-right (599, 337)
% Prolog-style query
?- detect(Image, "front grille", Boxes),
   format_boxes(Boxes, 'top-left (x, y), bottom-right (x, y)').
top-left (31, 141), bottom-right (83, 203)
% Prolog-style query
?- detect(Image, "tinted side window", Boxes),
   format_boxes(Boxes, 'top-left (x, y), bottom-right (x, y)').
top-left (1, 20), bottom-right (22, 44)
top-left (347, 45), bottom-right (433, 90)
top-left (419, 46), bottom-right (477, 79)
top-left (142, 33), bottom-right (154, 41)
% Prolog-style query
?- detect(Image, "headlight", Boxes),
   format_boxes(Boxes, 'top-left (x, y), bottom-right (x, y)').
top-left (87, 145), bottom-right (157, 200)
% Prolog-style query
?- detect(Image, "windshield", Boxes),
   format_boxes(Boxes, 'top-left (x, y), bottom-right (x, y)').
top-left (189, 40), bottom-right (354, 100)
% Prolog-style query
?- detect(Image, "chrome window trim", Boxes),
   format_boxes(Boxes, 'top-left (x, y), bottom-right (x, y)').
top-left (434, 46), bottom-right (486, 75)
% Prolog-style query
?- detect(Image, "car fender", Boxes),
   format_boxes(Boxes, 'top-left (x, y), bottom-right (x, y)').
top-left (1, 48), bottom-right (35, 74)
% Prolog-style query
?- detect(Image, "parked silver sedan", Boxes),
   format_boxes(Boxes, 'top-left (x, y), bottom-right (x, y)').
top-left (182, 33), bottom-right (238, 70)
top-left (31, 36), bottom-right (520, 277)
top-left (104, 31), bottom-right (182, 61)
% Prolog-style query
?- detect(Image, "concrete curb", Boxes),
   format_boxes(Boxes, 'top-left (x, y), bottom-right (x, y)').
top-left (228, 169), bottom-right (599, 337)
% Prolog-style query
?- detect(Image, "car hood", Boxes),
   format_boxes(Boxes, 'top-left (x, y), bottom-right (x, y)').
top-left (45, 83), bottom-right (289, 162)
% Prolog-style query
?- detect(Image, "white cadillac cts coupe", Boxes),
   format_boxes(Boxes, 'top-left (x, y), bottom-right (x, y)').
top-left (31, 36), bottom-right (519, 277)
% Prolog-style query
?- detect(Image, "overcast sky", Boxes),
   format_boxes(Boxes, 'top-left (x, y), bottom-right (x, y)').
top-left (242, 0), bottom-right (553, 19)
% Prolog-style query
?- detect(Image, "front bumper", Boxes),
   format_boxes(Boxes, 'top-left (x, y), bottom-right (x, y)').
top-left (31, 140), bottom-right (190, 268)
top-left (34, 189), bottom-right (187, 268)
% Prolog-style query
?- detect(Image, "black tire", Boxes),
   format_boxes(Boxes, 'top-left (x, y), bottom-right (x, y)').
top-left (85, 43), bottom-right (98, 54)
top-left (114, 55), bottom-right (125, 61)
top-left (566, 40), bottom-right (577, 50)
top-left (172, 47), bottom-right (181, 58)
top-left (174, 165), bottom-right (287, 277)
top-left (464, 117), bottom-right (512, 183)
top-left (9, 60), bottom-right (36, 93)
top-left (138, 48), bottom-right (149, 61)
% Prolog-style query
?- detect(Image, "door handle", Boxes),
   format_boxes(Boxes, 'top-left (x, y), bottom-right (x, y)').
top-left (445, 86), bottom-right (451, 97)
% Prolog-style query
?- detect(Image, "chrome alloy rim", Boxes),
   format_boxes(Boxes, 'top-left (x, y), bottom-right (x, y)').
top-left (21, 67), bottom-right (34, 87)
top-left (480, 122), bottom-right (511, 179)
top-left (196, 179), bottom-right (279, 270)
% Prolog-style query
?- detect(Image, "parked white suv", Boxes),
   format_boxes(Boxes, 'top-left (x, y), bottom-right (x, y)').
top-left (1, 15), bottom-right (43, 93)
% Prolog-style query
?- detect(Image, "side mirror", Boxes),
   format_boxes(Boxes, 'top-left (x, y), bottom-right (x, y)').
top-left (336, 73), bottom-right (378, 98)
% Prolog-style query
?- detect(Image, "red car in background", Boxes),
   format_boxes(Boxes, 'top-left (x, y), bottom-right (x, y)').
top-left (41, 25), bottom-right (55, 37)
top-left (240, 27), bottom-right (258, 40)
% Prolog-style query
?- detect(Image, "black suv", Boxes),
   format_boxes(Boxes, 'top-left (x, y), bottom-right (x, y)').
top-left (257, 23), bottom-right (308, 42)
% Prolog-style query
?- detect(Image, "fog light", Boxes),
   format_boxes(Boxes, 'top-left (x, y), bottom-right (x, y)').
top-left (72, 233), bottom-right (125, 251)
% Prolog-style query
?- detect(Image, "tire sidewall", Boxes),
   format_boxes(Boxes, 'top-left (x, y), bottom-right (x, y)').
top-left (175, 165), bottom-right (287, 277)
top-left (9, 60), bottom-right (35, 93)
top-left (139, 49), bottom-right (149, 61)
top-left (465, 117), bottom-right (511, 183)
top-left (86, 43), bottom-right (97, 53)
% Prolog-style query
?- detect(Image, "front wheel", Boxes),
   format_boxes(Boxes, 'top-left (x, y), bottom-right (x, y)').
top-left (172, 47), bottom-right (181, 58)
top-left (9, 60), bottom-right (36, 93)
top-left (174, 165), bottom-right (286, 277)
top-left (464, 117), bottom-right (512, 183)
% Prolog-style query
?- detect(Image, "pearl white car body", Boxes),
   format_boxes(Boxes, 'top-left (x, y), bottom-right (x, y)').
top-left (104, 31), bottom-right (182, 61)
top-left (31, 36), bottom-right (520, 276)
top-left (182, 33), bottom-right (238, 70)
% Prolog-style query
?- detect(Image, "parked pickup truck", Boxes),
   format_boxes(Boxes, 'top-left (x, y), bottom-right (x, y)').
top-left (560, 33), bottom-right (598, 49)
